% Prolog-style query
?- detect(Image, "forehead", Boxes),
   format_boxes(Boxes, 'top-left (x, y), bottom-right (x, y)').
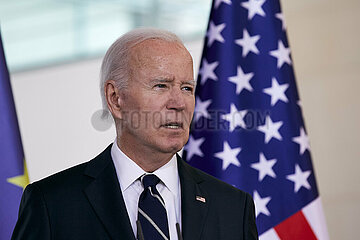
top-left (129, 39), bottom-right (192, 67)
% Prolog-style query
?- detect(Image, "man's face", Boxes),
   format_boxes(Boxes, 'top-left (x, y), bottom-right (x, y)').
top-left (118, 39), bottom-right (195, 155)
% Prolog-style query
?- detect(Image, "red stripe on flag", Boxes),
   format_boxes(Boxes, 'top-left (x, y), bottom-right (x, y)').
top-left (274, 211), bottom-right (317, 240)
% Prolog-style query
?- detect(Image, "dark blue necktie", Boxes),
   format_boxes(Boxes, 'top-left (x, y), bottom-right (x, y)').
top-left (138, 174), bottom-right (170, 240)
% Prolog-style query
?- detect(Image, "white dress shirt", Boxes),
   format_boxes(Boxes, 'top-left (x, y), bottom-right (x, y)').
top-left (111, 142), bottom-right (182, 239)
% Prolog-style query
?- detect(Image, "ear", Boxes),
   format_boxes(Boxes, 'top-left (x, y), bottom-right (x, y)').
top-left (105, 80), bottom-right (123, 119)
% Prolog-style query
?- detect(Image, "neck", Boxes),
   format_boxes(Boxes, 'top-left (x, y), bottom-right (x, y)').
top-left (116, 137), bottom-right (174, 172)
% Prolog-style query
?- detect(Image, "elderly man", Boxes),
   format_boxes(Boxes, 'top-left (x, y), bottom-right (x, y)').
top-left (12, 28), bottom-right (258, 240)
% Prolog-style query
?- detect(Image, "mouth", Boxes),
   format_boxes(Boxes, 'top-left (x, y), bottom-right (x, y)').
top-left (161, 122), bottom-right (184, 129)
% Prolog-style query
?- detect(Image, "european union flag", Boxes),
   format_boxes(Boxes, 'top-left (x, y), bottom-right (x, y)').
top-left (183, 0), bottom-right (329, 239)
top-left (0, 30), bottom-right (29, 240)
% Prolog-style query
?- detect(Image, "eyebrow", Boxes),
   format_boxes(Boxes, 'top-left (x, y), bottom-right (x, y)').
top-left (151, 78), bottom-right (196, 86)
top-left (184, 80), bottom-right (196, 86)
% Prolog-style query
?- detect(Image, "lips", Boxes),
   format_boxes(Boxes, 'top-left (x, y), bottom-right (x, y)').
top-left (161, 121), bottom-right (184, 129)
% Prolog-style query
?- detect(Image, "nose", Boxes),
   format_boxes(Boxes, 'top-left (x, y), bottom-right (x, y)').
top-left (166, 88), bottom-right (186, 111)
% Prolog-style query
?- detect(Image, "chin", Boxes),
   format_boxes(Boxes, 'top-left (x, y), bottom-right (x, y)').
top-left (163, 144), bottom-right (183, 154)
top-left (158, 139), bottom-right (185, 154)
top-left (153, 133), bottom-right (189, 154)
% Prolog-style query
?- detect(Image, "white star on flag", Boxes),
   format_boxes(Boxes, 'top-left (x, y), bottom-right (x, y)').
top-left (269, 40), bottom-right (292, 68)
top-left (228, 66), bottom-right (254, 94)
top-left (253, 190), bottom-right (271, 217)
top-left (206, 21), bottom-right (226, 47)
top-left (240, 0), bottom-right (266, 20)
top-left (258, 116), bottom-right (283, 144)
top-left (297, 100), bottom-right (302, 108)
top-left (214, 0), bottom-right (231, 9)
top-left (251, 153), bottom-right (277, 181)
top-left (194, 97), bottom-right (212, 122)
top-left (263, 77), bottom-right (289, 106)
top-left (235, 29), bottom-right (261, 57)
top-left (286, 164), bottom-right (312, 193)
top-left (214, 141), bottom-right (241, 170)
top-left (199, 59), bottom-right (219, 85)
top-left (184, 135), bottom-right (205, 161)
top-left (221, 103), bottom-right (247, 132)
top-left (275, 12), bottom-right (286, 30)
top-left (292, 127), bottom-right (311, 155)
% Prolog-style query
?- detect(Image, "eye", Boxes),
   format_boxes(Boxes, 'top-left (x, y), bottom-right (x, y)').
top-left (182, 85), bottom-right (194, 93)
top-left (154, 84), bottom-right (167, 89)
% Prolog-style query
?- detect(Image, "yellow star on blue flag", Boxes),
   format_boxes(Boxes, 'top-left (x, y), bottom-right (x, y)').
top-left (7, 160), bottom-right (29, 190)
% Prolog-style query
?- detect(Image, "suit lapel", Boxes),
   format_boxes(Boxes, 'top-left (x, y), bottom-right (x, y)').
top-left (83, 145), bottom-right (136, 240)
top-left (177, 154), bottom-right (209, 240)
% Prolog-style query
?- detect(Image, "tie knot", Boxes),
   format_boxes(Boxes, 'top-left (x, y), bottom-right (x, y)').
top-left (142, 174), bottom-right (160, 189)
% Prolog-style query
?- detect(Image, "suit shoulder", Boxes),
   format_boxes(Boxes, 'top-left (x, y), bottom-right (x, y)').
top-left (30, 144), bottom-right (112, 195)
top-left (180, 158), bottom-right (250, 198)
top-left (31, 161), bottom-right (89, 194)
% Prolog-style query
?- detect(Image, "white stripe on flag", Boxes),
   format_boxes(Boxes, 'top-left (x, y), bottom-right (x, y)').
top-left (259, 228), bottom-right (280, 240)
top-left (303, 197), bottom-right (330, 240)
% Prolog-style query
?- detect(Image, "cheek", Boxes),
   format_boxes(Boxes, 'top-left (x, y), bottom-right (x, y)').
top-left (186, 98), bottom-right (195, 116)
top-left (147, 111), bottom-right (162, 128)
top-left (183, 100), bottom-right (195, 127)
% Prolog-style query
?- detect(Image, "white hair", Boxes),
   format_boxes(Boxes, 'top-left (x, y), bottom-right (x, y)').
top-left (100, 28), bottom-right (184, 117)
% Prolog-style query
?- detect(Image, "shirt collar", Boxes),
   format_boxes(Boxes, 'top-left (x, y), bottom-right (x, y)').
top-left (153, 154), bottom-right (179, 196)
top-left (111, 141), bottom-right (179, 196)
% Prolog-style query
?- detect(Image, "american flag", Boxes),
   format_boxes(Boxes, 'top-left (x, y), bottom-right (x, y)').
top-left (183, 0), bottom-right (329, 239)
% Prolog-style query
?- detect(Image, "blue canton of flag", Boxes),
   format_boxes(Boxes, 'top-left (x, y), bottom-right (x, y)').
top-left (183, 0), bottom-right (329, 239)
top-left (0, 30), bottom-right (29, 239)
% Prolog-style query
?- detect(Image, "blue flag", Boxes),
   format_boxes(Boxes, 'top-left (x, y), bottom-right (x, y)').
top-left (0, 30), bottom-right (29, 239)
top-left (183, 0), bottom-right (328, 239)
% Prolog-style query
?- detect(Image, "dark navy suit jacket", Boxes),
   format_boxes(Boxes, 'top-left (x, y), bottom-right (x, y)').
top-left (12, 144), bottom-right (258, 240)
